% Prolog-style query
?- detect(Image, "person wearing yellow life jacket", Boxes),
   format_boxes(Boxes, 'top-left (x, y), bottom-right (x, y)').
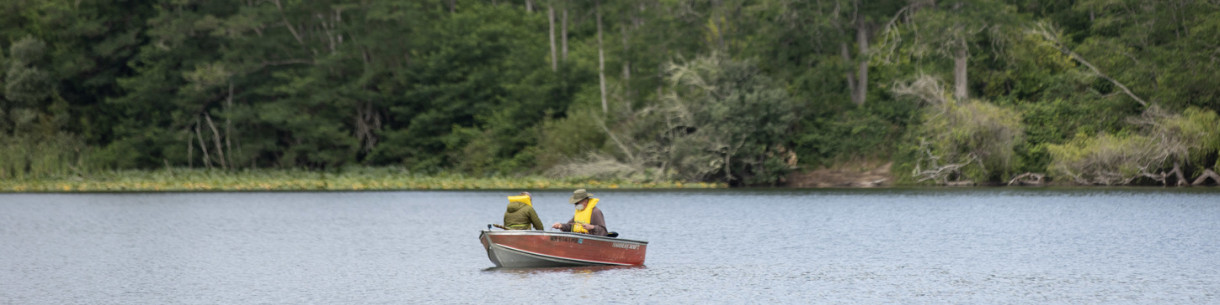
top-left (503, 192), bottom-right (544, 230)
top-left (551, 189), bottom-right (608, 236)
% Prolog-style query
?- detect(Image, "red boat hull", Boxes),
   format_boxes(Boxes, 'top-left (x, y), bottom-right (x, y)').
top-left (479, 230), bottom-right (648, 268)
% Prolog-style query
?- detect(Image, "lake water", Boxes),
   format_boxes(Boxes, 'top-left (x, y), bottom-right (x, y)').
top-left (1, 188), bottom-right (1218, 304)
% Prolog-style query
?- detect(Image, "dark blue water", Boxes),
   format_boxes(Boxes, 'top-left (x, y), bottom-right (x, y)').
top-left (1, 189), bottom-right (1218, 304)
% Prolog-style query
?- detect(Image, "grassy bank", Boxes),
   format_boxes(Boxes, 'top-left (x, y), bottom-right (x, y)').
top-left (0, 168), bottom-right (724, 192)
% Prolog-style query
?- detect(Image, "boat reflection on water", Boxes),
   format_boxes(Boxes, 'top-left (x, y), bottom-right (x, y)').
top-left (479, 230), bottom-right (648, 268)
top-left (481, 264), bottom-right (646, 274)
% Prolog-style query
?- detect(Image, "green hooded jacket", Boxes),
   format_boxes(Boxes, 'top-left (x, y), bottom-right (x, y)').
top-left (503, 201), bottom-right (544, 230)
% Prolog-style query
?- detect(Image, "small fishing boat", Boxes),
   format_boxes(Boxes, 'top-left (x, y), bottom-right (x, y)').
top-left (479, 229), bottom-right (648, 268)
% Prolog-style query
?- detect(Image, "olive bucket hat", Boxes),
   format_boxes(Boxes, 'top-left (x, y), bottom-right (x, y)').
top-left (568, 189), bottom-right (591, 204)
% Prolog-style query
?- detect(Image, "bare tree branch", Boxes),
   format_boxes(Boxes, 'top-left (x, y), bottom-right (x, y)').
top-left (1032, 22), bottom-right (1148, 108)
top-left (595, 116), bottom-right (636, 163)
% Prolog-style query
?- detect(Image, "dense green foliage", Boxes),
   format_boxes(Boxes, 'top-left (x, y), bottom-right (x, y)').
top-left (0, 0), bottom-right (1217, 186)
top-left (0, 167), bottom-right (722, 192)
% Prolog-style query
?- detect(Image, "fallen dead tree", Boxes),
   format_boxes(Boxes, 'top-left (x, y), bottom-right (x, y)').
top-left (1007, 172), bottom-right (1045, 186)
top-left (897, 75), bottom-right (1022, 186)
top-left (910, 139), bottom-right (981, 186)
top-left (1047, 106), bottom-right (1219, 186)
top-left (1193, 168), bottom-right (1220, 186)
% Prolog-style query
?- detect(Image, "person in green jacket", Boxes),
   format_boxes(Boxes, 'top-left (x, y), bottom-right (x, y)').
top-left (503, 192), bottom-right (544, 230)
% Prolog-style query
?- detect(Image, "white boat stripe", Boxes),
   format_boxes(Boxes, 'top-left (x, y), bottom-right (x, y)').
top-left (491, 243), bottom-right (631, 266)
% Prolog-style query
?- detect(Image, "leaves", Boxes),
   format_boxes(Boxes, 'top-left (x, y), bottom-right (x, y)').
top-left (895, 74), bottom-right (1024, 183)
top-left (0, 0), bottom-right (1216, 187)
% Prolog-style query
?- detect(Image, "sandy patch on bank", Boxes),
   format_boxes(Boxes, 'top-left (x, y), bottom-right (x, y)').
top-left (786, 161), bottom-right (893, 188)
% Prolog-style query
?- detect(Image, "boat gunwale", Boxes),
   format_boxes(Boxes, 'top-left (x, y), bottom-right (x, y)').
top-left (479, 230), bottom-right (649, 245)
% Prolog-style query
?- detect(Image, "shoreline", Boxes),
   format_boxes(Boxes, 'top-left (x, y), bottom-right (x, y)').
top-left (0, 168), bottom-right (725, 192)
top-left (2, 167), bottom-right (1213, 193)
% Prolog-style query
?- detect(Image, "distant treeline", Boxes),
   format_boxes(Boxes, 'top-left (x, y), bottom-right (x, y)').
top-left (0, 167), bottom-right (722, 192)
top-left (0, 0), bottom-right (1217, 186)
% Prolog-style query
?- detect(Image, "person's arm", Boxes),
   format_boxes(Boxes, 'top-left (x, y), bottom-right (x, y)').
top-left (552, 216), bottom-right (575, 231)
top-left (587, 208), bottom-right (607, 236)
top-left (502, 207), bottom-right (511, 228)
top-left (528, 207), bottom-right (544, 230)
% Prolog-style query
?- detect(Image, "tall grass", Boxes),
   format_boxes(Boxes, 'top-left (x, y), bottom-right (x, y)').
top-left (0, 167), bottom-right (724, 192)
top-left (0, 134), bottom-right (88, 180)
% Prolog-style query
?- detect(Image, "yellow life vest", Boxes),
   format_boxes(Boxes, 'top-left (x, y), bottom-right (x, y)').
top-left (507, 195), bottom-right (532, 206)
top-left (571, 198), bottom-right (598, 234)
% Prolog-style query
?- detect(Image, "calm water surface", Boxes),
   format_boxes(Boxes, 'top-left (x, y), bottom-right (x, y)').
top-left (1, 189), bottom-right (1218, 304)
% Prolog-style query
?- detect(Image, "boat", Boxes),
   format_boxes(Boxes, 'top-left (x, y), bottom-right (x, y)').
top-left (479, 229), bottom-right (648, 268)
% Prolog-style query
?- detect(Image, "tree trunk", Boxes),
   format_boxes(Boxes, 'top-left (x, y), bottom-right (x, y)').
top-left (945, 180), bottom-right (976, 187)
top-left (1169, 162), bottom-right (1188, 186)
top-left (712, 0), bottom-right (726, 51)
top-left (953, 43), bottom-right (968, 101)
top-left (194, 119), bottom-right (212, 169)
top-left (525, 0), bottom-right (532, 12)
top-left (204, 113), bottom-right (227, 170)
top-left (187, 126), bottom-right (194, 168)
top-left (354, 101), bottom-right (381, 155)
top-left (1192, 168), bottom-right (1220, 186)
top-left (448, 0), bottom-right (456, 13)
top-left (597, 117), bottom-right (635, 162)
top-left (1007, 172), bottom-right (1045, 186)
top-left (723, 152), bottom-right (732, 184)
top-left (1032, 24), bottom-right (1149, 108)
top-left (272, 0), bottom-right (314, 56)
top-left (562, 3), bottom-right (568, 61)
top-left (225, 82), bottom-right (234, 168)
top-left (841, 42), bottom-right (859, 104)
top-left (621, 21), bottom-right (633, 111)
top-left (854, 17), bottom-right (869, 106)
top-left (597, 0), bottom-right (607, 114)
top-left (1140, 171), bottom-right (1168, 186)
top-left (548, 5), bottom-right (558, 72)
top-left (840, 0), bottom-right (868, 106)
top-left (621, 25), bottom-right (630, 81)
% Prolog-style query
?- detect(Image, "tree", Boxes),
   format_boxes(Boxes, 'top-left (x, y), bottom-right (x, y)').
top-left (1066, 0), bottom-right (1220, 111)
top-left (883, 0), bottom-right (1017, 101)
top-left (548, 2), bottom-right (558, 72)
top-left (658, 53), bottom-right (797, 185)
top-left (596, 0), bottom-right (607, 114)
top-left (1, 35), bottom-right (86, 178)
top-left (4, 36), bottom-right (53, 109)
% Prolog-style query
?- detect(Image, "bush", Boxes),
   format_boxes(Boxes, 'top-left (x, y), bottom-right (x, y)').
top-left (532, 107), bottom-right (608, 172)
top-left (794, 109), bottom-right (898, 169)
top-left (1047, 133), bottom-right (1158, 185)
top-left (1046, 106), bottom-right (1220, 185)
top-left (895, 75), bottom-right (1024, 184)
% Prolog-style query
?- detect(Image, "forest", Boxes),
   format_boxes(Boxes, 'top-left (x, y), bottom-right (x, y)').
top-left (1, 0), bottom-right (1218, 187)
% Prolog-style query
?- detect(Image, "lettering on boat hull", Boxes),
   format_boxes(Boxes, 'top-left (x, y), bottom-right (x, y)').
top-left (612, 242), bottom-right (639, 250)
